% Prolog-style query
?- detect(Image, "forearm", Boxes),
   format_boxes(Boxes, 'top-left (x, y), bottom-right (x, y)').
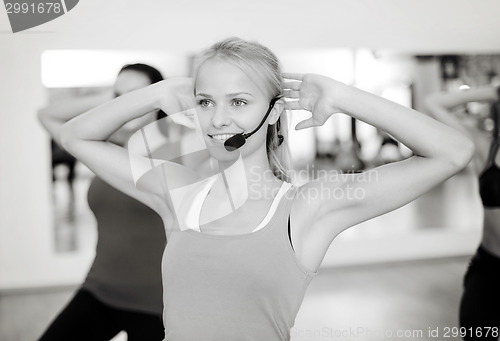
top-left (336, 84), bottom-right (474, 166)
top-left (60, 84), bottom-right (159, 147)
top-left (426, 86), bottom-right (498, 110)
top-left (424, 86), bottom-right (498, 169)
top-left (424, 87), bottom-right (498, 136)
top-left (38, 93), bottom-right (111, 145)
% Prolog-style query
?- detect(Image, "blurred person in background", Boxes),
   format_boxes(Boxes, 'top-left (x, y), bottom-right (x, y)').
top-left (426, 85), bottom-right (500, 341)
top-left (37, 63), bottom-right (166, 341)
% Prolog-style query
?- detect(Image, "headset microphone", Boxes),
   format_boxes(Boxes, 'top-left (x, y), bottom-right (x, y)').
top-left (224, 98), bottom-right (279, 151)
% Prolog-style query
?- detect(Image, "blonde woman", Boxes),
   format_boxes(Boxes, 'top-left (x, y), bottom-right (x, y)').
top-left (59, 38), bottom-right (473, 340)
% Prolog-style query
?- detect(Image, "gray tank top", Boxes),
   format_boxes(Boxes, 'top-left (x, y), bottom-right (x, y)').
top-left (161, 184), bottom-right (316, 340)
top-left (84, 176), bottom-right (166, 314)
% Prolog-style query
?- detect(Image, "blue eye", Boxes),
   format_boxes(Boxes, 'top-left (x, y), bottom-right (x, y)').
top-left (232, 99), bottom-right (247, 107)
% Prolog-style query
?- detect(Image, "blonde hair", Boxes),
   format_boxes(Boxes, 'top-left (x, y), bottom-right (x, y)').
top-left (192, 37), bottom-right (292, 182)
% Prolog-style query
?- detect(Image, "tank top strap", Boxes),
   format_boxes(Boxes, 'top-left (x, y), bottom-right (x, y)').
top-left (251, 182), bottom-right (294, 232)
top-left (484, 87), bottom-right (500, 169)
top-left (484, 139), bottom-right (500, 169)
top-left (282, 185), bottom-right (299, 233)
top-left (282, 184), bottom-right (299, 217)
top-left (263, 184), bottom-right (299, 238)
top-left (492, 85), bottom-right (500, 140)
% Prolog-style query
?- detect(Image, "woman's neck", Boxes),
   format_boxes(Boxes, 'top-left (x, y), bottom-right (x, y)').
top-left (243, 148), bottom-right (280, 184)
top-left (208, 148), bottom-right (282, 193)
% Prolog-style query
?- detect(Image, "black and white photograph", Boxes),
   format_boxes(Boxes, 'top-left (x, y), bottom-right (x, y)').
top-left (1, 1), bottom-right (500, 340)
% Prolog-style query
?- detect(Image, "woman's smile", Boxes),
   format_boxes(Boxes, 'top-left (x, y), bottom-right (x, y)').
top-left (208, 133), bottom-right (238, 142)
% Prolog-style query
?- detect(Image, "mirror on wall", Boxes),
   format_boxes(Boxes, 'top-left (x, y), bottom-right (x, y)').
top-left (40, 50), bottom-right (500, 265)
top-left (41, 50), bottom-right (191, 253)
top-left (46, 86), bottom-right (108, 253)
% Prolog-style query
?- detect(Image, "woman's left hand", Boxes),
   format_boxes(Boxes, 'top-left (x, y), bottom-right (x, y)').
top-left (283, 73), bottom-right (343, 130)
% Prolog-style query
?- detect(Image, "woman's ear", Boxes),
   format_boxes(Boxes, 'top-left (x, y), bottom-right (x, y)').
top-left (268, 98), bottom-right (284, 125)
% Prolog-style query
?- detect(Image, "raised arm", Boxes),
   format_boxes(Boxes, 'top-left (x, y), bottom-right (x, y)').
top-left (59, 78), bottom-right (197, 217)
top-left (38, 92), bottom-right (112, 146)
top-left (284, 74), bottom-right (474, 262)
top-left (424, 85), bottom-right (498, 170)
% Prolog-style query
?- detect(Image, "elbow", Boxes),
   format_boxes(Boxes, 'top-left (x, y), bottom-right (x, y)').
top-left (449, 135), bottom-right (475, 171)
top-left (58, 123), bottom-right (75, 153)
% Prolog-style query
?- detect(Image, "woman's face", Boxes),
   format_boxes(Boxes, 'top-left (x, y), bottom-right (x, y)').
top-left (194, 58), bottom-right (273, 162)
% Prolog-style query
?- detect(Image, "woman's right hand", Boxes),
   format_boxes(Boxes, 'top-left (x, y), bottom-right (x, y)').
top-left (152, 78), bottom-right (195, 115)
top-left (283, 73), bottom-right (345, 130)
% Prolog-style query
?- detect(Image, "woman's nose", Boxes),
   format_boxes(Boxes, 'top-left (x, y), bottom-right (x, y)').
top-left (211, 105), bottom-right (231, 128)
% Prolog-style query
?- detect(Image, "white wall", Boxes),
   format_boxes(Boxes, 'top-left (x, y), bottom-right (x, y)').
top-left (1, 0), bottom-right (500, 289)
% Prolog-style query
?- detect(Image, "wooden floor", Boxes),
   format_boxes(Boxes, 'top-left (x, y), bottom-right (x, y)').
top-left (1, 256), bottom-right (470, 341)
top-left (293, 257), bottom-right (469, 341)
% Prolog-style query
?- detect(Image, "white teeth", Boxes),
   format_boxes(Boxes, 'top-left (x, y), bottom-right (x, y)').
top-left (211, 134), bottom-right (235, 141)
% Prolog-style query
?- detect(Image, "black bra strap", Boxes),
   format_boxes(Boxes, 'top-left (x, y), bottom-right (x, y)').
top-left (485, 89), bottom-right (500, 167)
top-left (287, 215), bottom-right (294, 251)
top-left (486, 136), bottom-right (500, 168)
top-left (494, 85), bottom-right (500, 139)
